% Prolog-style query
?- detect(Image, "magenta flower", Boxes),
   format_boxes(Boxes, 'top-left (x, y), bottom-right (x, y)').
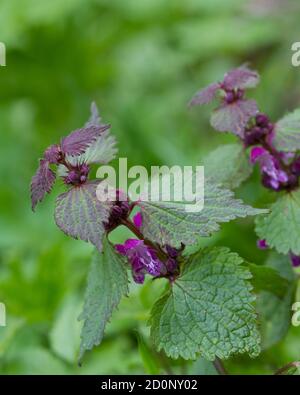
top-left (190, 66), bottom-right (259, 136)
top-left (133, 211), bottom-right (143, 228)
top-left (115, 239), bottom-right (164, 284)
top-left (290, 253), bottom-right (300, 268)
top-left (250, 147), bottom-right (289, 190)
top-left (257, 239), bottom-right (268, 250)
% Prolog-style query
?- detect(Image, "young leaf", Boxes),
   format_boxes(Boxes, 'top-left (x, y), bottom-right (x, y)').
top-left (189, 83), bottom-right (220, 106)
top-left (210, 99), bottom-right (258, 137)
top-left (273, 109), bottom-right (300, 152)
top-left (67, 128), bottom-right (117, 166)
top-left (223, 66), bottom-right (260, 90)
top-left (78, 239), bottom-right (129, 361)
top-left (60, 124), bottom-right (110, 156)
top-left (257, 253), bottom-right (296, 349)
top-left (138, 180), bottom-right (267, 248)
top-left (85, 101), bottom-right (102, 127)
top-left (255, 190), bottom-right (300, 255)
top-left (150, 247), bottom-right (260, 360)
top-left (54, 181), bottom-right (111, 251)
top-left (31, 159), bottom-right (56, 211)
top-left (203, 143), bottom-right (252, 189)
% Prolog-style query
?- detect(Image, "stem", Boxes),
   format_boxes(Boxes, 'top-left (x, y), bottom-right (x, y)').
top-left (213, 358), bottom-right (228, 375)
top-left (121, 218), bottom-right (168, 261)
top-left (274, 361), bottom-right (300, 375)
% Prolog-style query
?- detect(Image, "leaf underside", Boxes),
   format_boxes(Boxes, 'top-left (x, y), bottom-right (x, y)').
top-left (210, 99), bottom-right (258, 137)
top-left (150, 247), bottom-right (260, 360)
top-left (54, 181), bottom-right (111, 251)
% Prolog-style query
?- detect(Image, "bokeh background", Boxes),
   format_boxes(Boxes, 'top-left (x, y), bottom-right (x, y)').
top-left (0, 0), bottom-right (300, 374)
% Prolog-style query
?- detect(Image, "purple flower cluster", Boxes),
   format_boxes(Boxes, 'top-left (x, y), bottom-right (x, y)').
top-left (104, 190), bottom-right (132, 232)
top-left (190, 66), bottom-right (300, 193)
top-left (64, 163), bottom-right (90, 185)
top-left (114, 211), bottom-right (181, 284)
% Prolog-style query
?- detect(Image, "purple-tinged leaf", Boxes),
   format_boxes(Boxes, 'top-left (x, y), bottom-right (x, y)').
top-left (54, 182), bottom-right (111, 251)
top-left (67, 128), bottom-right (117, 166)
top-left (85, 102), bottom-right (102, 127)
top-left (223, 66), bottom-right (260, 90)
top-left (31, 159), bottom-right (56, 211)
top-left (60, 124), bottom-right (110, 156)
top-left (44, 144), bottom-right (61, 164)
top-left (210, 99), bottom-right (258, 137)
top-left (189, 83), bottom-right (220, 106)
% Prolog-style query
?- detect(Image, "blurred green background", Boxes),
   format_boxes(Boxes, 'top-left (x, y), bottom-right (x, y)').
top-left (0, 0), bottom-right (300, 374)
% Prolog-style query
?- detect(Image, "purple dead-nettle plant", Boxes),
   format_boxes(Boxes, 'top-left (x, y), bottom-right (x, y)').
top-left (191, 66), bottom-right (300, 265)
top-left (31, 98), bottom-right (290, 374)
top-left (190, 66), bottom-right (300, 370)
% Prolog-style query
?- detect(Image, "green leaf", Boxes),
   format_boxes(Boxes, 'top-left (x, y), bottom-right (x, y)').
top-left (55, 181), bottom-right (110, 251)
top-left (257, 253), bottom-right (296, 349)
top-left (203, 143), bottom-right (252, 189)
top-left (245, 262), bottom-right (290, 298)
top-left (139, 180), bottom-right (267, 248)
top-left (150, 247), bottom-right (260, 360)
top-left (78, 239), bottom-right (129, 361)
top-left (189, 357), bottom-right (218, 375)
top-left (273, 109), bottom-right (300, 152)
top-left (50, 295), bottom-right (81, 363)
top-left (136, 333), bottom-right (160, 374)
top-left (255, 190), bottom-right (300, 255)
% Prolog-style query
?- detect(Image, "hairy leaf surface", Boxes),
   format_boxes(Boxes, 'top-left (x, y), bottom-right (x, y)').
top-left (31, 159), bottom-right (56, 210)
top-left (55, 182), bottom-right (110, 251)
top-left (273, 109), bottom-right (300, 152)
top-left (255, 190), bottom-right (300, 255)
top-left (79, 239), bottom-right (128, 361)
top-left (150, 247), bottom-right (260, 360)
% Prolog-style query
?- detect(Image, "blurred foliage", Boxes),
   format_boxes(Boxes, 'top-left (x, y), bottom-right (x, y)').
top-left (0, 0), bottom-right (300, 374)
